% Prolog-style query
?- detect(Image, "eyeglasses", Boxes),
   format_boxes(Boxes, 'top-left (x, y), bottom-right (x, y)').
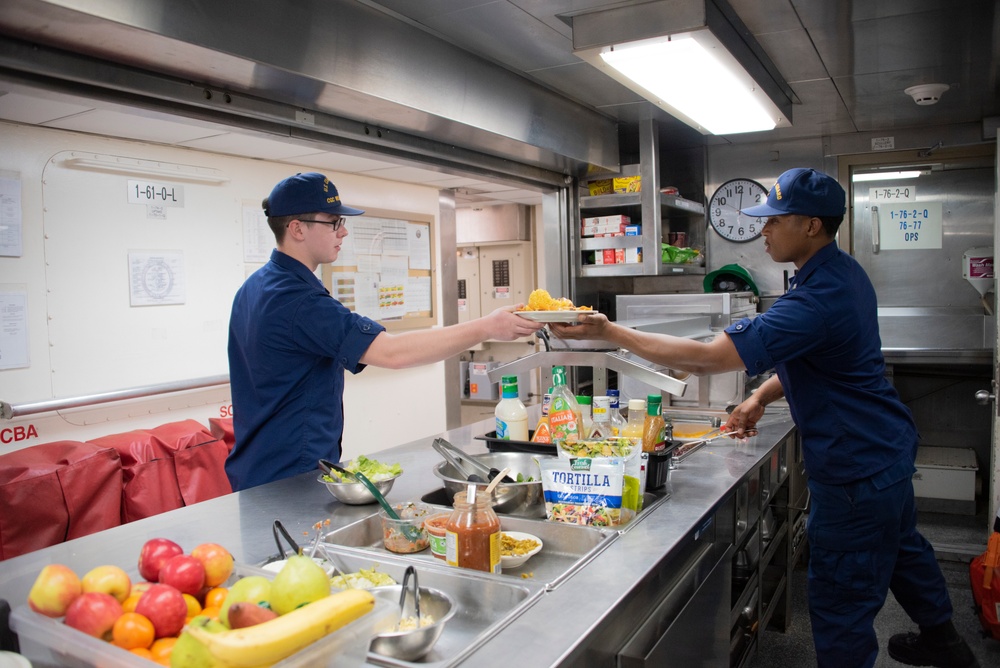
top-left (294, 217), bottom-right (345, 231)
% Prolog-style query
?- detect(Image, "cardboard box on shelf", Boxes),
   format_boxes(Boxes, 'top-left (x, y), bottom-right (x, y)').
top-left (602, 249), bottom-right (617, 264)
top-left (625, 247), bottom-right (642, 264)
top-left (625, 225), bottom-right (641, 236)
top-left (614, 175), bottom-right (642, 193)
top-left (587, 179), bottom-right (614, 196)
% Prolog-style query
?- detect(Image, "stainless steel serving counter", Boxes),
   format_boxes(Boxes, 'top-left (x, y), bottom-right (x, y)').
top-left (0, 409), bottom-right (796, 667)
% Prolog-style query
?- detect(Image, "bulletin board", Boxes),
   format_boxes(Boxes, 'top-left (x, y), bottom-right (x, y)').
top-left (321, 208), bottom-right (437, 331)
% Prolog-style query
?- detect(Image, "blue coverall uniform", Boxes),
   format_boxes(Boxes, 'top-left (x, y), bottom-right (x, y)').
top-left (727, 242), bottom-right (953, 667)
top-left (227, 249), bottom-right (384, 490)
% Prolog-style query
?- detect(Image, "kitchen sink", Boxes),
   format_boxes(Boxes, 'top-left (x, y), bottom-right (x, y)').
top-left (322, 505), bottom-right (618, 590)
top-left (315, 547), bottom-right (545, 668)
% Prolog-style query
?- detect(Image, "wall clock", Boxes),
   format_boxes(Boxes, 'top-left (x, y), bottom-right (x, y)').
top-left (708, 178), bottom-right (767, 242)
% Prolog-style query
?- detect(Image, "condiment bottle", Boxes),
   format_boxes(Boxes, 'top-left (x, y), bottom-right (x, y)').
top-left (531, 390), bottom-right (553, 443)
top-left (576, 395), bottom-right (593, 437)
top-left (445, 488), bottom-right (501, 573)
top-left (607, 389), bottom-right (627, 436)
top-left (623, 398), bottom-right (646, 443)
top-left (642, 394), bottom-right (666, 453)
top-left (548, 366), bottom-right (582, 446)
top-left (495, 375), bottom-right (529, 441)
top-left (588, 396), bottom-right (613, 439)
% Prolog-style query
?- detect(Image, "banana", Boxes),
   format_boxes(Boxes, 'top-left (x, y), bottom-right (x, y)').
top-left (184, 589), bottom-right (375, 667)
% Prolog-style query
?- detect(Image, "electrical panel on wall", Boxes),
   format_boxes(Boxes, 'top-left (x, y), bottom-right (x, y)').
top-left (456, 248), bottom-right (481, 325)
top-left (478, 242), bottom-right (532, 315)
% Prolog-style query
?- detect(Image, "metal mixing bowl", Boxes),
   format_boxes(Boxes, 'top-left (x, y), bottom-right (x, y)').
top-left (369, 585), bottom-right (455, 661)
top-left (432, 451), bottom-right (553, 518)
top-left (317, 472), bottom-right (399, 505)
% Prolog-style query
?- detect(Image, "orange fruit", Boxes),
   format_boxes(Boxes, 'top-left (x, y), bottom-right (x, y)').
top-left (203, 586), bottom-right (228, 609)
top-left (200, 605), bottom-right (221, 620)
top-left (129, 647), bottom-right (154, 659)
top-left (149, 637), bottom-right (177, 664)
top-left (182, 593), bottom-right (202, 618)
top-left (121, 592), bottom-right (143, 613)
top-left (112, 612), bottom-right (155, 650)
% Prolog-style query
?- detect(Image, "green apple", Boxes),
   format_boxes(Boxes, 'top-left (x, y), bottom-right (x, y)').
top-left (171, 615), bottom-right (227, 668)
top-left (218, 575), bottom-right (271, 628)
top-left (268, 555), bottom-right (330, 616)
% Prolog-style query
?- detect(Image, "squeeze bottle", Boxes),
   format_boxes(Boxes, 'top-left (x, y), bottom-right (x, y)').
top-left (495, 376), bottom-right (529, 441)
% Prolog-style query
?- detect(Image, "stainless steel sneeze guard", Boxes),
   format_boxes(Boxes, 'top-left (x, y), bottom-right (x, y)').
top-left (486, 350), bottom-right (688, 397)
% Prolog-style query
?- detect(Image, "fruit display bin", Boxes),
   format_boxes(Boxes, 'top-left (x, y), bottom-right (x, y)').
top-left (10, 563), bottom-right (395, 668)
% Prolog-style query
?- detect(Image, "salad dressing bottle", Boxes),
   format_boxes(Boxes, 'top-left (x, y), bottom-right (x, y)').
top-left (548, 366), bottom-right (582, 446)
top-left (531, 390), bottom-right (553, 443)
top-left (495, 376), bottom-right (529, 441)
top-left (623, 398), bottom-right (646, 442)
top-left (576, 395), bottom-right (593, 438)
top-left (642, 394), bottom-right (667, 453)
top-left (607, 389), bottom-right (627, 437)
top-left (588, 396), bottom-right (613, 439)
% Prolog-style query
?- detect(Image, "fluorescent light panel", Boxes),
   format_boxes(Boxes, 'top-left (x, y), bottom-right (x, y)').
top-left (594, 31), bottom-right (785, 135)
top-left (852, 171), bottom-right (923, 182)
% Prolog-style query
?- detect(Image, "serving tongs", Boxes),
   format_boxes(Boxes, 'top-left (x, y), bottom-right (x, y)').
top-left (272, 519), bottom-right (301, 559)
top-left (397, 566), bottom-right (421, 631)
top-left (433, 438), bottom-right (515, 483)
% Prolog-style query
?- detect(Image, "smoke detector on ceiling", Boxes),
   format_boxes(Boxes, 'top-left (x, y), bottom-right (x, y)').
top-left (904, 83), bottom-right (950, 106)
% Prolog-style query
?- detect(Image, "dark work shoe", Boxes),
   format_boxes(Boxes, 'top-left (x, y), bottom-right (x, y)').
top-left (887, 631), bottom-right (979, 668)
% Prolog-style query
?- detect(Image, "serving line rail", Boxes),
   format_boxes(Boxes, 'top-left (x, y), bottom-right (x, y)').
top-left (0, 374), bottom-right (230, 420)
top-left (0, 410), bottom-right (795, 667)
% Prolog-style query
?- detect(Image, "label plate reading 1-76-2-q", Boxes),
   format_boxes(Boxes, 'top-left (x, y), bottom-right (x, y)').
top-left (878, 202), bottom-right (942, 250)
top-left (127, 180), bottom-right (185, 207)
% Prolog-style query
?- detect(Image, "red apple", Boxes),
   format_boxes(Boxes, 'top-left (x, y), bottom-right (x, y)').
top-left (158, 554), bottom-right (205, 596)
top-left (190, 543), bottom-right (234, 588)
top-left (138, 538), bottom-right (183, 582)
top-left (135, 583), bottom-right (187, 638)
top-left (81, 565), bottom-right (132, 603)
top-left (64, 592), bottom-right (123, 640)
top-left (27, 564), bottom-right (82, 617)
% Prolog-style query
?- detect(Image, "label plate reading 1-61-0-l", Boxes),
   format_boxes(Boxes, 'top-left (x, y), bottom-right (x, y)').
top-left (127, 179), bottom-right (185, 207)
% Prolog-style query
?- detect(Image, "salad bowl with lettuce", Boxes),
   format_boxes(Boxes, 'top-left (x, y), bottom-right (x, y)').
top-left (318, 455), bottom-right (403, 505)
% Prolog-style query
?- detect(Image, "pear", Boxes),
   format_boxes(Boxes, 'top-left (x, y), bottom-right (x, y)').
top-left (171, 615), bottom-right (228, 668)
top-left (268, 555), bottom-right (331, 615)
top-left (219, 575), bottom-right (272, 628)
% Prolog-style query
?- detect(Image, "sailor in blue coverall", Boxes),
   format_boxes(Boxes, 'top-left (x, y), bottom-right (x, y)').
top-left (227, 172), bottom-right (542, 491)
top-left (552, 168), bottom-right (978, 668)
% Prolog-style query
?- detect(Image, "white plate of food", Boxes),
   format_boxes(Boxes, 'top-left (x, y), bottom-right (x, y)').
top-left (500, 531), bottom-right (543, 569)
top-left (515, 310), bottom-right (591, 323)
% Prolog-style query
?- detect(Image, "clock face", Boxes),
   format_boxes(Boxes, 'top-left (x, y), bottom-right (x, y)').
top-left (709, 179), bottom-right (767, 242)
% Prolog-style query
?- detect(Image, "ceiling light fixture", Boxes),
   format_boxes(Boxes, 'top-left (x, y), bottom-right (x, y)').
top-left (63, 154), bottom-right (230, 184)
top-left (572, 0), bottom-right (793, 135)
top-left (852, 170), bottom-right (923, 182)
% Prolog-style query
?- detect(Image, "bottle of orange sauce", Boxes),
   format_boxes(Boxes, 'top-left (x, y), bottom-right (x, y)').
top-left (445, 486), bottom-right (501, 573)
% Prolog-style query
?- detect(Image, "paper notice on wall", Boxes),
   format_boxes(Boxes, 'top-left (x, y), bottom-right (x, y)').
top-left (128, 250), bottom-right (186, 306)
top-left (0, 176), bottom-right (23, 257)
top-left (354, 272), bottom-right (380, 319)
top-left (0, 289), bottom-right (29, 369)
top-left (407, 276), bottom-right (432, 312)
top-left (330, 272), bottom-right (357, 311)
top-left (242, 205), bottom-right (274, 263)
top-left (408, 223), bottom-right (431, 269)
top-left (877, 202), bottom-right (943, 250)
top-left (379, 255), bottom-right (408, 319)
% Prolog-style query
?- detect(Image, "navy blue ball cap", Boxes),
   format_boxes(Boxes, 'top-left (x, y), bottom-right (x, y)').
top-left (741, 168), bottom-right (845, 218)
top-left (264, 172), bottom-right (365, 217)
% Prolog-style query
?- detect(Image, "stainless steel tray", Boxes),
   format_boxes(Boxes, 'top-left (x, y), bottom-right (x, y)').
top-left (321, 506), bottom-right (618, 590)
top-left (315, 546), bottom-right (545, 668)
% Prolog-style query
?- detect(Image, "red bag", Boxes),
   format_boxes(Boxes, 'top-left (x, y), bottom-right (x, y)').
top-left (0, 441), bottom-right (122, 560)
top-left (969, 531), bottom-right (1000, 641)
top-left (208, 417), bottom-right (236, 453)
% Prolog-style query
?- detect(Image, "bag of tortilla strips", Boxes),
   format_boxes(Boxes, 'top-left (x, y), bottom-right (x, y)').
top-left (540, 456), bottom-right (625, 527)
